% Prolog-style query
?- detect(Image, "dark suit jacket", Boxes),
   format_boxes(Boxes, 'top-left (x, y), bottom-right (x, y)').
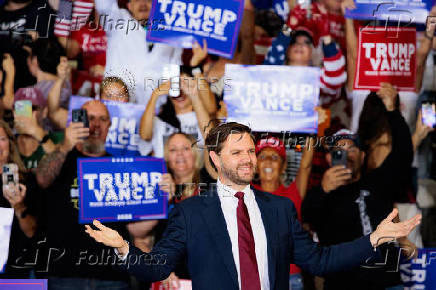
top-left (119, 186), bottom-right (375, 290)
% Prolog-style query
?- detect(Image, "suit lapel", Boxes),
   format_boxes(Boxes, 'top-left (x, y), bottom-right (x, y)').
top-left (254, 188), bottom-right (278, 290)
top-left (201, 187), bottom-right (239, 288)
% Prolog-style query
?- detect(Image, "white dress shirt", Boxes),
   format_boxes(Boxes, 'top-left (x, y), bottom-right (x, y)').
top-left (217, 179), bottom-right (270, 290)
top-left (116, 179), bottom-right (270, 290)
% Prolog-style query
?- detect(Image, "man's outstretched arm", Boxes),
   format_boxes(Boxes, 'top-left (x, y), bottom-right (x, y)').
top-left (287, 199), bottom-right (421, 276)
top-left (85, 204), bottom-right (188, 282)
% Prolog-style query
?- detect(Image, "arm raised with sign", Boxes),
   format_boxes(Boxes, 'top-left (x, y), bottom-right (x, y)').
top-left (2, 53), bottom-right (15, 110)
top-left (47, 57), bottom-right (71, 129)
top-left (342, 0), bottom-right (357, 92)
top-left (139, 81), bottom-right (171, 141)
top-left (191, 40), bottom-right (217, 116)
top-left (416, 5), bottom-right (436, 92)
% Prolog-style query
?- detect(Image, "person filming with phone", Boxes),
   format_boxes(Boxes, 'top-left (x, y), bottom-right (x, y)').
top-left (35, 100), bottom-right (131, 289)
top-left (0, 120), bottom-right (42, 278)
top-left (302, 86), bottom-right (417, 289)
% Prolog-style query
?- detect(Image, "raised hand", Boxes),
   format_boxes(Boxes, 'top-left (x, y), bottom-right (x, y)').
top-left (2, 53), bottom-right (15, 74)
top-left (377, 82), bottom-right (398, 111)
top-left (161, 272), bottom-right (181, 290)
top-left (190, 39), bottom-right (208, 67)
top-left (155, 80), bottom-right (172, 97)
top-left (180, 76), bottom-right (198, 99)
top-left (159, 173), bottom-right (176, 201)
top-left (85, 220), bottom-right (129, 255)
top-left (321, 165), bottom-right (352, 193)
top-left (414, 110), bottom-right (434, 143)
top-left (370, 208), bottom-right (422, 247)
top-left (57, 56), bottom-right (71, 81)
top-left (3, 183), bottom-right (26, 209)
top-left (426, 5), bottom-right (436, 37)
top-left (14, 113), bottom-right (45, 140)
top-left (341, 0), bottom-right (356, 16)
top-left (60, 122), bottom-right (89, 153)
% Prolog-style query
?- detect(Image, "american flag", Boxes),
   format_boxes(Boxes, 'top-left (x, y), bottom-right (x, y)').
top-left (55, 0), bottom-right (94, 37)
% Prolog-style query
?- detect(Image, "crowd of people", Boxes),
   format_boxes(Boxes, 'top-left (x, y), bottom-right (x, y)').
top-left (0, 0), bottom-right (435, 289)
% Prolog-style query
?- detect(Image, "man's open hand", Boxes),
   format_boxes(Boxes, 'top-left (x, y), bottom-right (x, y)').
top-left (370, 208), bottom-right (421, 247)
top-left (85, 220), bottom-right (129, 256)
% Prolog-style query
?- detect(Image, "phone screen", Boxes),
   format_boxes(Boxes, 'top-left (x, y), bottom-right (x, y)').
top-left (2, 164), bottom-right (19, 186)
top-left (162, 64), bottom-right (180, 97)
top-left (14, 100), bottom-right (33, 118)
top-left (422, 102), bottom-right (436, 127)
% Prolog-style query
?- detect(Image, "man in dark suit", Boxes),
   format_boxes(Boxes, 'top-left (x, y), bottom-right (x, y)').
top-left (85, 122), bottom-right (421, 290)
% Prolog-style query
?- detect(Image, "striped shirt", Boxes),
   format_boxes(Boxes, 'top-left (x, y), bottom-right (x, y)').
top-left (263, 31), bottom-right (346, 105)
top-left (55, 0), bottom-right (94, 37)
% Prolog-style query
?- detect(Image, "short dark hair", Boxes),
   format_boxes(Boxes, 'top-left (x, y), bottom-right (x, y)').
top-left (30, 39), bottom-right (65, 75)
top-left (290, 30), bottom-right (314, 46)
top-left (205, 122), bottom-right (254, 170)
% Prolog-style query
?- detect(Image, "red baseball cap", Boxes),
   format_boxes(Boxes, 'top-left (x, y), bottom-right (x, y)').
top-left (14, 87), bottom-right (46, 108)
top-left (255, 137), bottom-right (287, 160)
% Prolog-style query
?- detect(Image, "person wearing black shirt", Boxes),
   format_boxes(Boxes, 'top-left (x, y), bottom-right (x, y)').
top-left (35, 100), bottom-right (130, 290)
top-left (302, 89), bottom-right (415, 289)
top-left (0, 0), bottom-right (56, 90)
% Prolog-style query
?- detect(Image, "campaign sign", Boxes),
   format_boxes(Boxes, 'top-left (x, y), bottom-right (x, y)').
top-left (224, 64), bottom-right (320, 134)
top-left (400, 248), bottom-right (436, 289)
top-left (0, 208), bottom-right (13, 273)
top-left (68, 96), bottom-right (145, 156)
top-left (0, 280), bottom-right (47, 290)
top-left (354, 26), bottom-right (416, 91)
top-left (147, 0), bottom-right (244, 58)
top-left (77, 157), bottom-right (168, 223)
top-left (151, 279), bottom-right (192, 290)
top-left (345, 0), bottom-right (435, 24)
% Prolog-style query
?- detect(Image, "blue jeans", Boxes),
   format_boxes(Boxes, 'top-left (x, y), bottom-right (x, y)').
top-left (48, 276), bottom-right (130, 290)
top-left (289, 273), bottom-right (303, 290)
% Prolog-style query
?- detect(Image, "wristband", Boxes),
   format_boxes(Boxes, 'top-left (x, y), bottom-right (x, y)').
top-left (39, 133), bottom-right (50, 145)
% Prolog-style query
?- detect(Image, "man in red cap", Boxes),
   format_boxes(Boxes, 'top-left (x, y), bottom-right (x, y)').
top-left (13, 87), bottom-right (61, 169)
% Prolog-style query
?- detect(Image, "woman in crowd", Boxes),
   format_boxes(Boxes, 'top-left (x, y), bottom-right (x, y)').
top-left (48, 75), bottom-right (131, 129)
top-left (139, 42), bottom-right (215, 158)
top-left (99, 76), bottom-right (130, 103)
top-left (357, 85), bottom-right (421, 251)
top-left (160, 132), bottom-right (216, 203)
top-left (252, 134), bottom-right (317, 290)
top-left (0, 120), bottom-right (41, 278)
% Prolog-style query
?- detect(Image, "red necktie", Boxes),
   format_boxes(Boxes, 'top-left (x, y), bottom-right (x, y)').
top-left (235, 191), bottom-right (261, 290)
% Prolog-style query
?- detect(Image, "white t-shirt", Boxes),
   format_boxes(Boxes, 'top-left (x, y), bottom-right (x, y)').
top-left (95, 0), bottom-right (182, 105)
top-left (139, 112), bottom-right (204, 158)
top-left (349, 89), bottom-right (418, 132)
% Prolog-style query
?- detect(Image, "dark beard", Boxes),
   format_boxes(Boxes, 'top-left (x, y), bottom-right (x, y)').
top-left (220, 161), bottom-right (255, 185)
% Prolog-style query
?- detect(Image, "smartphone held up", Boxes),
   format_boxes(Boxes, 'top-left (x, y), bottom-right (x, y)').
top-left (2, 164), bottom-right (19, 194)
top-left (422, 101), bottom-right (436, 128)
